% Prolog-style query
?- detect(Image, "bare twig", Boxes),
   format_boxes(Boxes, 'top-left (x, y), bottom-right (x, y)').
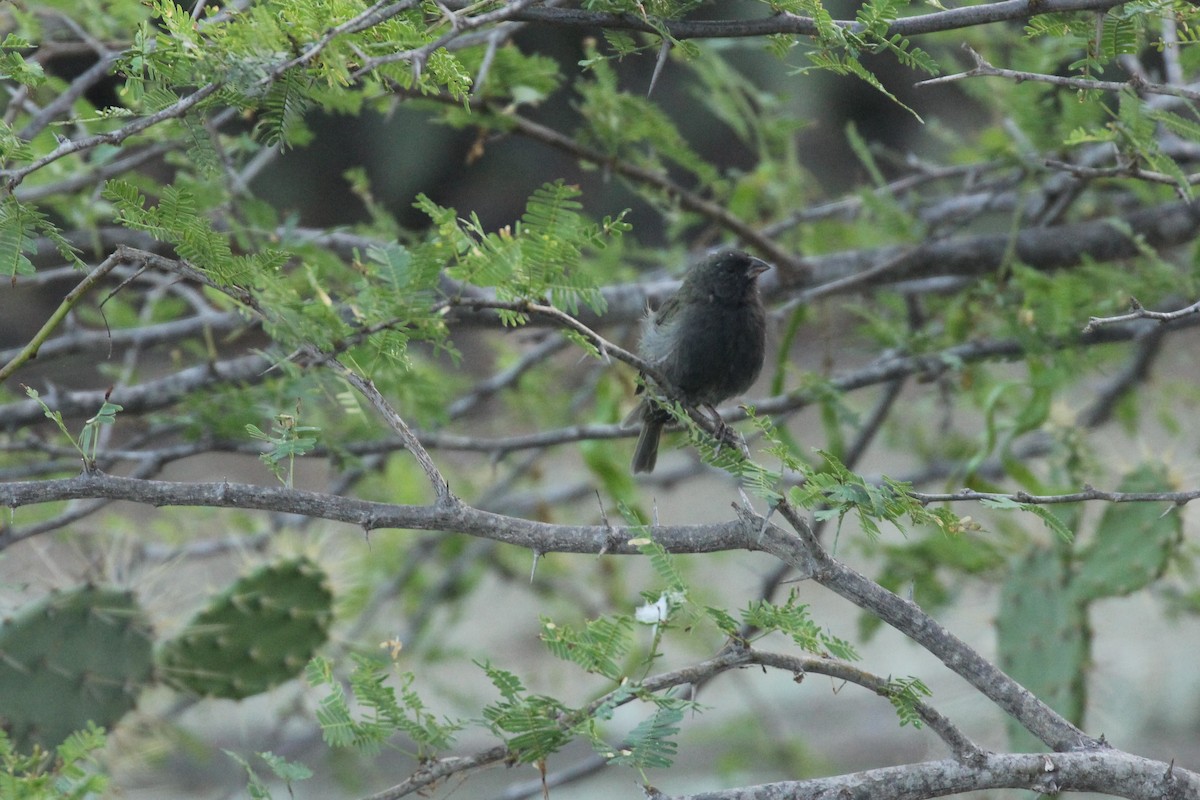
top-left (916, 44), bottom-right (1200, 104)
top-left (0, 309), bottom-right (247, 366)
top-left (14, 142), bottom-right (179, 204)
top-left (910, 485), bottom-right (1200, 506)
top-left (365, 643), bottom-right (982, 799)
top-left (446, 334), bottom-right (570, 419)
top-left (1043, 158), bottom-right (1200, 189)
top-left (1083, 297), bottom-right (1200, 333)
top-left (321, 355), bottom-right (455, 506)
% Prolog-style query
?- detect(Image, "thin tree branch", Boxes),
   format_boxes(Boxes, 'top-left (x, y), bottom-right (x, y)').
top-left (0, 253), bottom-right (124, 382)
top-left (13, 142), bottom-right (179, 204)
top-left (1079, 323), bottom-right (1167, 427)
top-left (2, 84), bottom-right (221, 191)
top-left (744, 649), bottom-right (984, 763)
top-left (917, 44), bottom-right (1200, 104)
top-left (910, 485), bottom-right (1200, 506)
top-left (447, 333), bottom-right (570, 419)
top-left (0, 309), bottom-right (247, 366)
top-left (1083, 296), bottom-right (1200, 333)
top-left (1043, 157), bottom-right (1200, 188)
top-left (443, 296), bottom-right (655, 378)
top-left (18, 51), bottom-right (121, 141)
top-left (485, 103), bottom-right (799, 271)
top-left (798, 200), bottom-right (1200, 295)
top-left (0, 351), bottom-right (274, 432)
top-left (321, 355), bottom-right (455, 507)
top-left (355, 0), bottom-right (541, 76)
top-left (364, 645), bottom-right (982, 800)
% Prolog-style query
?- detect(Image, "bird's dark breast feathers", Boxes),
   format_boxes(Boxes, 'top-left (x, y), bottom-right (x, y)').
top-left (667, 298), bottom-right (765, 405)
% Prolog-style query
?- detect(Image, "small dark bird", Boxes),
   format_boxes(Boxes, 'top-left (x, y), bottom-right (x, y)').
top-left (630, 250), bottom-right (770, 474)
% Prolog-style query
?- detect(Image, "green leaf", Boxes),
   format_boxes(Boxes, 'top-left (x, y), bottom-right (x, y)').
top-left (884, 676), bottom-right (932, 728)
top-left (259, 751), bottom-right (313, 784)
top-left (478, 665), bottom-right (574, 763)
top-left (980, 497), bottom-right (1075, 542)
top-left (606, 704), bottom-right (683, 769)
top-left (307, 654), bottom-right (461, 757)
top-left (0, 198), bottom-right (43, 278)
top-left (540, 614), bottom-right (633, 680)
top-left (742, 589), bottom-right (858, 660)
top-left (637, 540), bottom-right (687, 594)
top-left (225, 750), bottom-right (272, 800)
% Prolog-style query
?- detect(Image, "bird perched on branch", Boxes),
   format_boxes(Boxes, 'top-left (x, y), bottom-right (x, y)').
top-left (630, 250), bottom-right (770, 474)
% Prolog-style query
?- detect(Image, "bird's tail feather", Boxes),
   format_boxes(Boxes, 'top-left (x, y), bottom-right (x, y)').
top-left (631, 412), bottom-right (665, 474)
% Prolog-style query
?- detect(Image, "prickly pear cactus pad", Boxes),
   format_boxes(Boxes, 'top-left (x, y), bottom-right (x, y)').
top-left (996, 547), bottom-right (1089, 751)
top-left (158, 558), bottom-right (333, 700)
top-left (0, 585), bottom-right (154, 752)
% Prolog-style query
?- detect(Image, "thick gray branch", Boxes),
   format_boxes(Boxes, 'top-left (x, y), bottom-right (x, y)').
top-left (502, 0), bottom-right (1125, 39)
top-left (669, 750), bottom-right (1197, 800)
top-left (764, 504), bottom-right (1098, 752)
top-left (0, 471), bottom-right (759, 554)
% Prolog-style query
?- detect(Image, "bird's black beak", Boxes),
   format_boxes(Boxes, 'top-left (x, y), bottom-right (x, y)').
top-left (747, 258), bottom-right (771, 278)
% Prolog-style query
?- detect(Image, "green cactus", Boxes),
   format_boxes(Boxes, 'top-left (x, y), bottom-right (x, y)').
top-left (996, 546), bottom-right (1090, 751)
top-left (0, 585), bottom-right (154, 752)
top-left (996, 463), bottom-right (1185, 751)
top-left (158, 557), bottom-right (333, 699)
top-left (1070, 463), bottom-right (1182, 602)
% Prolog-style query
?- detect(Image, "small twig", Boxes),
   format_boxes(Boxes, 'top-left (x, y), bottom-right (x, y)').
top-left (447, 333), bottom-right (570, 419)
top-left (322, 355), bottom-right (456, 507)
top-left (911, 485), bottom-right (1200, 507)
top-left (355, 0), bottom-right (542, 75)
top-left (17, 52), bottom-right (120, 141)
top-left (1043, 158), bottom-right (1200, 190)
top-left (843, 377), bottom-right (906, 470)
top-left (1078, 323), bottom-right (1166, 428)
top-left (3, 84), bottom-right (221, 191)
top-left (492, 0), bottom-right (1127, 40)
top-left (1083, 297), bottom-right (1200, 333)
top-left (443, 296), bottom-right (662, 386)
top-left (916, 44), bottom-right (1200, 104)
top-left (15, 142), bottom-right (178, 204)
top-left (791, 247), bottom-right (919, 308)
top-left (746, 649), bottom-right (984, 764)
top-left (442, 296), bottom-right (740, 445)
top-left (471, 27), bottom-right (503, 96)
top-left (1161, 14), bottom-right (1184, 87)
top-left (0, 253), bottom-right (123, 382)
top-left (647, 36), bottom-right (671, 98)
